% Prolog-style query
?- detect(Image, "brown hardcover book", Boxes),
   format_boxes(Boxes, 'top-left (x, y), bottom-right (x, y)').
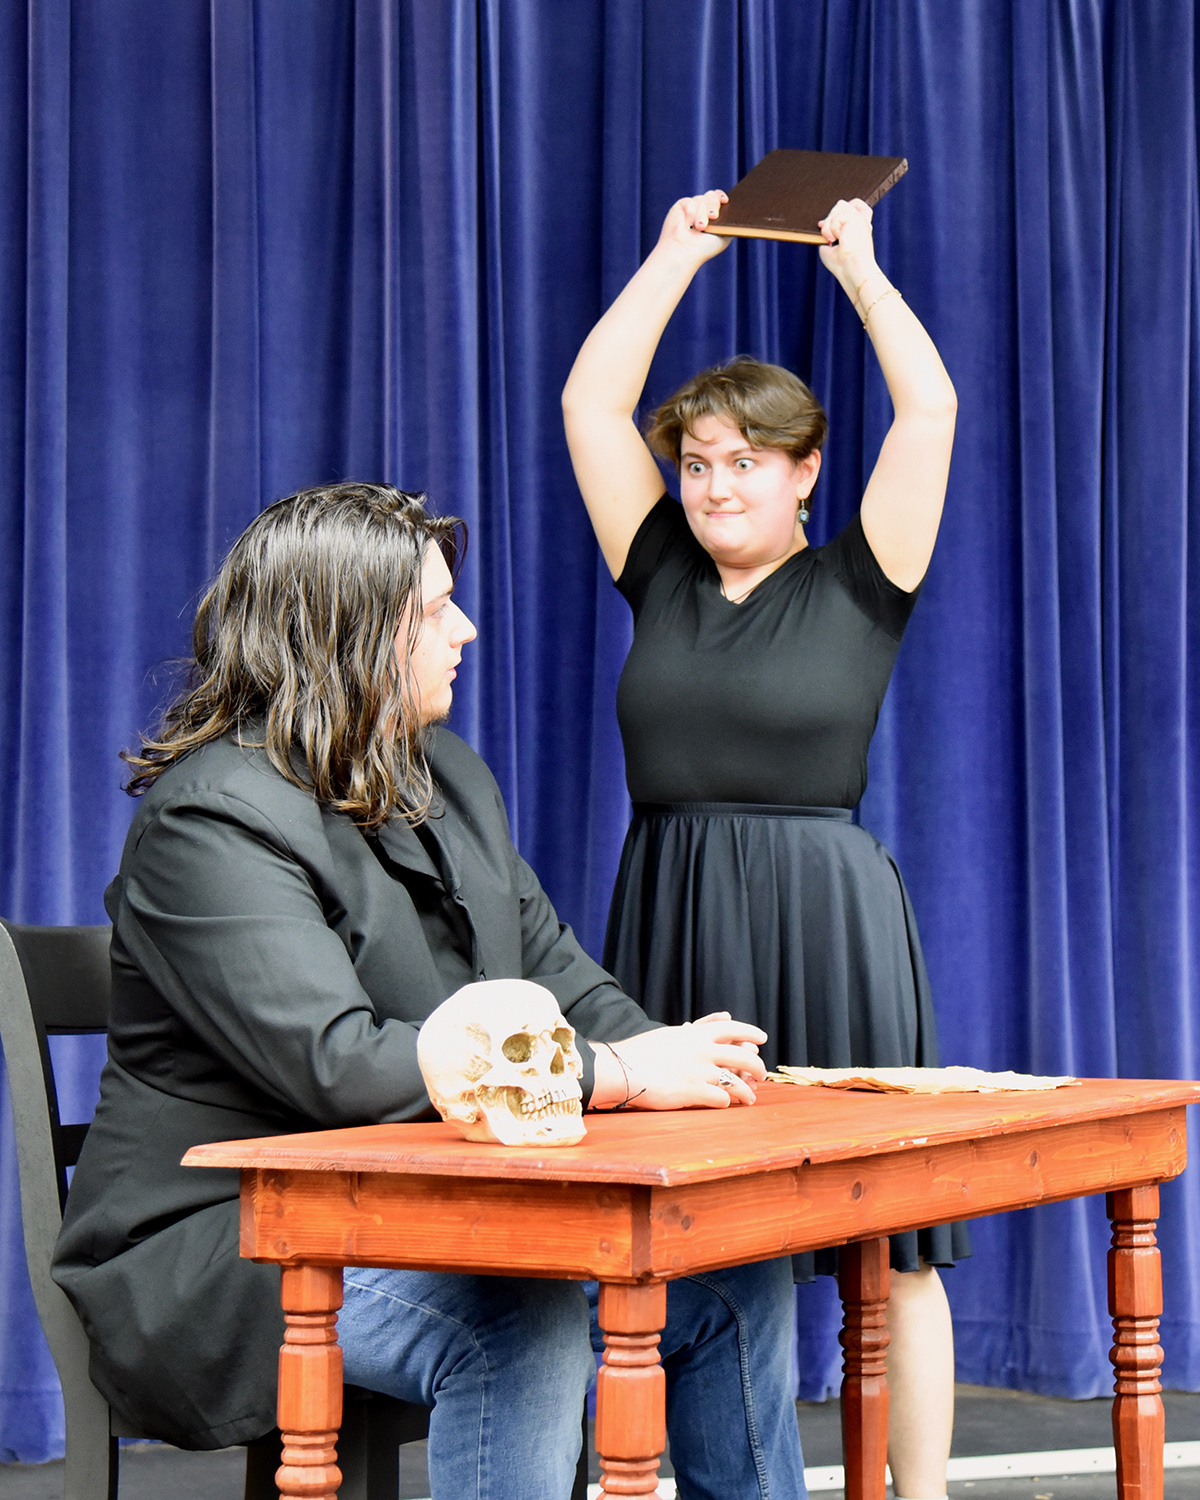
top-left (705, 149), bottom-right (908, 244)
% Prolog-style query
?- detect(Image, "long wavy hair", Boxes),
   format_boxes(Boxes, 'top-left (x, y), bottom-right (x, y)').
top-left (123, 482), bottom-right (466, 828)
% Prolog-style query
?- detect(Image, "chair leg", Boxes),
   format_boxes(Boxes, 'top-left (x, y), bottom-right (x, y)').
top-left (244, 1430), bottom-right (281, 1500)
top-left (336, 1396), bottom-right (371, 1500)
top-left (339, 1390), bottom-right (416, 1500)
top-left (571, 1407), bottom-right (589, 1500)
top-left (362, 1398), bottom-right (407, 1500)
top-left (60, 1387), bottom-right (119, 1500)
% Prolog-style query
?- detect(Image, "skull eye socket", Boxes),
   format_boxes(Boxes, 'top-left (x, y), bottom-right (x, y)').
top-left (502, 1033), bottom-right (533, 1063)
top-left (550, 1028), bottom-right (573, 1075)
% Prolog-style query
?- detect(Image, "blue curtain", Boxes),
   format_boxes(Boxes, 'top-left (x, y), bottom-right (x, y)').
top-left (2, 0), bottom-right (1199, 1462)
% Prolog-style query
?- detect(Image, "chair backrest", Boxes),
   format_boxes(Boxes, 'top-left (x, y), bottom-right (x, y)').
top-left (0, 921), bottom-right (111, 1212)
top-left (0, 919), bottom-right (119, 1439)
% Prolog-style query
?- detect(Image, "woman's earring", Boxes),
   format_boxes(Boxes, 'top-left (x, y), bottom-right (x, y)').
top-left (798, 506), bottom-right (810, 524)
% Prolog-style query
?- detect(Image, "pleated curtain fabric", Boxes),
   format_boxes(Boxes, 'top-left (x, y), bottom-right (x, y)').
top-left (1, 0), bottom-right (1198, 1460)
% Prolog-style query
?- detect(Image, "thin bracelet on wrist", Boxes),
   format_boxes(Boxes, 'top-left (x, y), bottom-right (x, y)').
top-left (861, 286), bottom-right (902, 328)
top-left (850, 269), bottom-right (886, 318)
top-left (852, 269), bottom-right (886, 303)
top-left (590, 1042), bottom-right (646, 1112)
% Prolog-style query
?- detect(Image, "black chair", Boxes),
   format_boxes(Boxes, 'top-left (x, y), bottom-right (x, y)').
top-left (0, 920), bottom-right (435, 1499)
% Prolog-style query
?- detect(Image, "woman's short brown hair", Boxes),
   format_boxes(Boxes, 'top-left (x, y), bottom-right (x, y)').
top-left (123, 482), bottom-right (465, 829)
top-left (646, 355), bottom-right (828, 468)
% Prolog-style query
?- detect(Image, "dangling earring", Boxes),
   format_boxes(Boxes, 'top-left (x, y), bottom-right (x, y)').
top-left (798, 506), bottom-right (810, 524)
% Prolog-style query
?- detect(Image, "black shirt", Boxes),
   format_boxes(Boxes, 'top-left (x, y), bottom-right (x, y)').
top-left (615, 496), bottom-right (920, 808)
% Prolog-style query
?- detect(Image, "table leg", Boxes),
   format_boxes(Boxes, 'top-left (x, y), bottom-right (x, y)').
top-left (595, 1281), bottom-right (668, 1499)
top-left (275, 1263), bottom-right (345, 1500)
top-left (1108, 1186), bottom-right (1165, 1500)
top-left (839, 1237), bottom-right (891, 1500)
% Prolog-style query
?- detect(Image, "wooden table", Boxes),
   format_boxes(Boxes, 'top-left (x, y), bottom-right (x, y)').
top-left (184, 1078), bottom-right (1200, 1500)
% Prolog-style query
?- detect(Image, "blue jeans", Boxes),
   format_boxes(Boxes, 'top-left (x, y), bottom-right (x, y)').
top-left (340, 1256), bottom-right (806, 1500)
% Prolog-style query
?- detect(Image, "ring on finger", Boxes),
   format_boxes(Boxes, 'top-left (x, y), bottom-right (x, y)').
top-left (716, 1068), bottom-right (738, 1088)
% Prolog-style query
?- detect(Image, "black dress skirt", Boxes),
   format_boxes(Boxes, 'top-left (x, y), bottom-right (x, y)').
top-left (604, 800), bottom-right (971, 1278)
top-left (605, 496), bottom-right (971, 1278)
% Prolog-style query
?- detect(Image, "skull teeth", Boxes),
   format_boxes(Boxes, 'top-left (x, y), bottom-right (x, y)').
top-left (520, 1087), bottom-right (581, 1117)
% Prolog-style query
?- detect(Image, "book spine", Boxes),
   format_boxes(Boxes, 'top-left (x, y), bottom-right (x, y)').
top-left (864, 158), bottom-right (909, 209)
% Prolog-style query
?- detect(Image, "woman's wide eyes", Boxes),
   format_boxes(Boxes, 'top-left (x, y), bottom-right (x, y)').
top-left (684, 457), bottom-right (755, 474)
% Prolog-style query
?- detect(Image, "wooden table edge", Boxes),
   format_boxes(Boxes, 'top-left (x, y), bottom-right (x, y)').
top-left (234, 1105), bottom-right (1190, 1283)
top-left (182, 1079), bottom-right (1200, 1186)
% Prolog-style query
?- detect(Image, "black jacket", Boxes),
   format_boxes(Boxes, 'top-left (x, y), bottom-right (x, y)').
top-left (52, 730), bottom-right (654, 1449)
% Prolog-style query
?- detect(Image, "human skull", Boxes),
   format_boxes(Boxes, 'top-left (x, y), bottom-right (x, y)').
top-left (417, 979), bottom-right (586, 1145)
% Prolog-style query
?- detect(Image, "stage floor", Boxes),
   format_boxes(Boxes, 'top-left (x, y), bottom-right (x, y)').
top-left (2, 1386), bottom-right (1199, 1498)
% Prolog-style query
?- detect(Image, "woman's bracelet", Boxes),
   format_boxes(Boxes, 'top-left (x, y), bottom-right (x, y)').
top-left (852, 269), bottom-right (886, 303)
top-left (590, 1041), bottom-right (647, 1112)
top-left (861, 286), bottom-right (902, 328)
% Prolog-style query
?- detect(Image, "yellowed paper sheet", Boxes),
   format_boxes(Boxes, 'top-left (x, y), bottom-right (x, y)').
top-left (767, 1065), bottom-right (1080, 1094)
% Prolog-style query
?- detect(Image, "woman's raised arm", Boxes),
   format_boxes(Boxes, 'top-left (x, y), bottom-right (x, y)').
top-left (562, 191), bottom-right (730, 578)
top-left (818, 199), bottom-right (958, 592)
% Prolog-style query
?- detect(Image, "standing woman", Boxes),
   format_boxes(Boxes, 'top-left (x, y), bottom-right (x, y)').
top-left (562, 191), bottom-right (962, 1500)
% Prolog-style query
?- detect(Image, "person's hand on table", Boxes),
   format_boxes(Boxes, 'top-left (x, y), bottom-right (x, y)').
top-left (590, 1012), bottom-right (766, 1110)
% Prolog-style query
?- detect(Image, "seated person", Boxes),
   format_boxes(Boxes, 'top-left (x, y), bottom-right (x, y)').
top-left (52, 482), bottom-right (807, 1500)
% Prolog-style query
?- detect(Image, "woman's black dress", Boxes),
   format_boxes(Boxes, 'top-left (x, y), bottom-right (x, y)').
top-left (603, 495), bottom-right (970, 1277)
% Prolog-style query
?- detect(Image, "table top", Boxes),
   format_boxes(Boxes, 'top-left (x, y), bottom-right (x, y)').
top-left (183, 1078), bottom-right (1200, 1187)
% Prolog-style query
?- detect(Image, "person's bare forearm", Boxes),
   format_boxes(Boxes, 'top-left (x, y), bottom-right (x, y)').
top-left (563, 244), bottom-right (700, 420)
top-left (833, 256), bottom-right (957, 422)
top-left (817, 198), bottom-right (956, 588)
top-left (588, 1038), bottom-right (630, 1110)
top-left (562, 192), bottom-right (730, 575)
top-left (563, 191), bottom-right (729, 423)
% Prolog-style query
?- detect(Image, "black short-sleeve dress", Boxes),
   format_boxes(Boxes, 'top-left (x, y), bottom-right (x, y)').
top-left (604, 495), bottom-right (970, 1277)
